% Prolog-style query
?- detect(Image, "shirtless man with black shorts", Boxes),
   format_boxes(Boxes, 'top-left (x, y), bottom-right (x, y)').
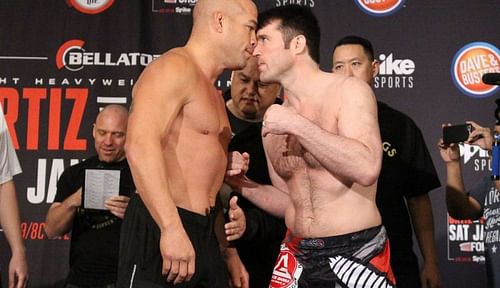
top-left (226, 5), bottom-right (395, 287)
top-left (117, 0), bottom-right (257, 287)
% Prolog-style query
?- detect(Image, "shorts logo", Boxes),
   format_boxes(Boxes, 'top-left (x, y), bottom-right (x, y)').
top-left (270, 245), bottom-right (303, 288)
top-left (354, 0), bottom-right (405, 17)
top-left (67, 0), bottom-right (114, 14)
top-left (451, 42), bottom-right (500, 98)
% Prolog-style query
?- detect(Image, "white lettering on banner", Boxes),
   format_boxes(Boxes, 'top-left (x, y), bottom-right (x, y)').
top-left (373, 53), bottom-right (415, 89)
top-left (373, 76), bottom-right (414, 88)
top-left (378, 54), bottom-right (415, 75)
top-left (473, 224), bottom-right (484, 241)
top-left (459, 54), bottom-right (495, 73)
top-left (67, 52), bottom-right (158, 67)
top-left (175, 7), bottom-right (191, 14)
top-left (31, 78), bottom-right (134, 87)
top-left (275, 0), bottom-right (315, 7)
top-left (474, 158), bottom-right (492, 172)
top-left (26, 158), bottom-right (82, 204)
top-left (461, 143), bottom-right (490, 165)
top-left (449, 224), bottom-right (470, 241)
top-left (459, 242), bottom-right (484, 252)
top-left (0, 77), bottom-right (21, 84)
top-left (473, 255), bottom-right (486, 263)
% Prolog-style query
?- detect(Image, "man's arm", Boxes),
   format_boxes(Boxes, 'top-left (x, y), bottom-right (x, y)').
top-left (226, 151), bottom-right (290, 218)
top-left (407, 194), bottom-right (441, 288)
top-left (438, 121), bottom-right (489, 219)
top-left (443, 159), bottom-right (482, 219)
top-left (0, 180), bottom-right (28, 288)
top-left (44, 189), bottom-right (80, 238)
top-left (125, 53), bottom-right (195, 284)
top-left (263, 78), bottom-right (381, 186)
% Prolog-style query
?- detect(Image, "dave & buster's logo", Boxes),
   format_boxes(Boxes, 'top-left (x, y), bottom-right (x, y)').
top-left (56, 40), bottom-right (160, 71)
top-left (451, 42), bottom-right (500, 98)
top-left (67, 0), bottom-right (114, 14)
top-left (354, 0), bottom-right (405, 17)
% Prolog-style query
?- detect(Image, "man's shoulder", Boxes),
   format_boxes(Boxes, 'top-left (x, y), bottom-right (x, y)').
top-left (377, 101), bottom-right (419, 128)
top-left (141, 48), bottom-right (197, 78)
top-left (330, 74), bottom-right (374, 102)
top-left (61, 156), bottom-right (99, 175)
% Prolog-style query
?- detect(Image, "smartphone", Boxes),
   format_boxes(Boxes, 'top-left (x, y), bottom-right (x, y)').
top-left (442, 124), bottom-right (473, 144)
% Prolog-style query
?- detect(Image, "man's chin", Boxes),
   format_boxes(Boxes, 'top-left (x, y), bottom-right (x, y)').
top-left (98, 154), bottom-right (116, 163)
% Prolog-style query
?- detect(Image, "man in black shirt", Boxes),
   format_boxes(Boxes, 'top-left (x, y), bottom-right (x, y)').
top-left (223, 56), bottom-right (285, 288)
top-left (332, 36), bottom-right (442, 288)
top-left (44, 104), bottom-right (134, 288)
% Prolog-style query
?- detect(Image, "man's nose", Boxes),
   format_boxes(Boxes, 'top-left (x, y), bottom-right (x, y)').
top-left (249, 32), bottom-right (257, 50)
top-left (345, 66), bottom-right (353, 77)
top-left (248, 82), bottom-right (258, 96)
top-left (252, 44), bottom-right (261, 56)
top-left (103, 134), bottom-right (113, 145)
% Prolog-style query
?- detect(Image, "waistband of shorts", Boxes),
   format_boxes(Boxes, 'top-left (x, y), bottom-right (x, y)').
top-left (177, 206), bottom-right (216, 228)
top-left (131, 192), bottom-right (216, 228)
top-left (286, 225), bottom-right (385, 249)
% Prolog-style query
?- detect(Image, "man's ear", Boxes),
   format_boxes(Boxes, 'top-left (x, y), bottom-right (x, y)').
top-left (372, 59), bottom-right (380, 78)
top-left (213, 11), bottom-right (224, 33)
top-left (292, 35), bottom-right (307, 55)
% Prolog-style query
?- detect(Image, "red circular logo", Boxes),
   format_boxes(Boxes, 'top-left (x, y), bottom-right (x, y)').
top-left (355, 0), bottom-right (405, 17)
top-left (68, 0), bottom-right (114, 15)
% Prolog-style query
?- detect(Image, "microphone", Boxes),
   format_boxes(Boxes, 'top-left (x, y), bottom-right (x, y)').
top-left (482, 73), bottom-right (500, 86)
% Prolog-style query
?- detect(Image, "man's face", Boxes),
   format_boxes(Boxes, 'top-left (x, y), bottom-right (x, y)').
top-left (331, 44), bottom-right (378, 85)
top-left (93, 110), bottom-right (127, 163)
top-left (253, 21), bottom-right (292, 83)
top-left (225, 0), bottom-right (258, 70)
top-left (230, 57), bottom-right (281, 120)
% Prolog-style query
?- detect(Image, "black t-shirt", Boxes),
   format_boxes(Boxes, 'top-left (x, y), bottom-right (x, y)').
top-left (376, 102), bottom-right (441, 279)
top-left (225, 90), bottom-right (286, 288)
top-left (54, 156), bottom-right (135, 286)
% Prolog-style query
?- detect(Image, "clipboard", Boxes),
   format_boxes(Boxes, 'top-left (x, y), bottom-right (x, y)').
top-left (82, 167), bottom-right (122, 210)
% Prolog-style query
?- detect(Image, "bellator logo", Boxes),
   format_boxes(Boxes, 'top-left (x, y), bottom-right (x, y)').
top-left (66, 0), bottom-right (115, 14)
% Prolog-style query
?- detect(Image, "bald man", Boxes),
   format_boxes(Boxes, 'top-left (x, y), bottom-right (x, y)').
top-left (117, 0), bottom-right (258, 287)
top-left (45, 104), bottom-right (133, 288)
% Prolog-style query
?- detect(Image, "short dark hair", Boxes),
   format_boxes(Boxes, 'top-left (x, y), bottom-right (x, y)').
top-left (333, 35), bottom-right (375, 61)
top-left (258, 5), bottom-right (320, 64)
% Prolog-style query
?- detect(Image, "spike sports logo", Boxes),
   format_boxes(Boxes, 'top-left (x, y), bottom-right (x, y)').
top-left (354, 0), bottom-right (405, 17)
top-left (67, 0), bottom-right (114, 14)
top-left (451, 42), bottom-right (500, 98)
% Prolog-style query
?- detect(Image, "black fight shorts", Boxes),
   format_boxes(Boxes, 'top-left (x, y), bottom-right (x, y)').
top-left (269, 226), bottom-right (396, 288)
top-left (117, 193), bottom-right (228, 288)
